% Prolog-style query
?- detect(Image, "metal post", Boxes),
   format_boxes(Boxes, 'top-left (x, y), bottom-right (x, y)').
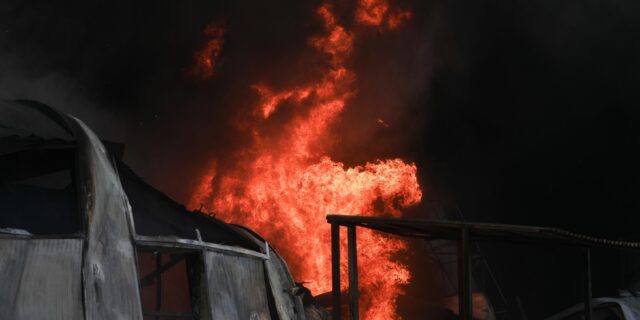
top-left (347, 226), bottom-right (359, 320)
top-left (458, 226), bottom-right (472, 320)
top-left (331, 223), bottom-right (342, 320)
top-left (155, 252), bottom-right (162, 320)
top-left (585, 248), bottom-right (592, 320)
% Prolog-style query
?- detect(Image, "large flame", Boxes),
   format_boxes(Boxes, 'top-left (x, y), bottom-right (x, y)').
top-left (190, 1), bottom-right (421, 318)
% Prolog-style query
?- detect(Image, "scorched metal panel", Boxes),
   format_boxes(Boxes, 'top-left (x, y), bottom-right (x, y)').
top-left (265, 249), bottom-right (306, 320)
top-left (0, 238), bottom-right (83, 319)
top-left (73, 118), bottom-right (143, 320)
top-left (204, 251), bottom-right (272, 320)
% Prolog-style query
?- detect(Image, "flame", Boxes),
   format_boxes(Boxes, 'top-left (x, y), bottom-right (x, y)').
top-left (386, 10), bottom-right (412, 30)
top-left (190, 1), bottom-right (419, 318)
top-left (189, 22), bottom-right (225, 79)
top-left (355, 0), bottom-right (412, 30)
top-left (355, 0), bottom-right (390, 27)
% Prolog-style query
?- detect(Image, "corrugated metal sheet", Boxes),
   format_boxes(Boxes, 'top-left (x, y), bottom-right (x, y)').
top-left (265, 249), bottom-right (307, 320)
top-left (204, 251), bottom-right (272, 320)
top-left (0, 238), bottom-right (83, 319)
top-left (73, 118), bottom-right (143, 320)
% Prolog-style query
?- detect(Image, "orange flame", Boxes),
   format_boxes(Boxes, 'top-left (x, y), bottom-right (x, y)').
top-left (190, 1), bottom-right (419, 318)
top-left (189, 22), bottom-right (225, 79)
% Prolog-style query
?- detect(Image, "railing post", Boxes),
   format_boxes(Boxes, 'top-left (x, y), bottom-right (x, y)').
top-left (347, 226), bottom-right (359, 320)
top-left (331, 223), bottom-right (342, 320)
top-left (585, 248), bottom-right (592, 320)
top-left (458, 226), bottom-right (471, 320)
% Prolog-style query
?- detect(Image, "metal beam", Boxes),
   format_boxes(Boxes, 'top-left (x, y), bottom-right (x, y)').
top-left (585, 248), bottom-right (592, 320)
top-left (155, 252), bottom-right (162, 320)
top-left (331, 223), bottom-right (342, 320)
top-left (458, 226), bottom-right (472, 320)
top-left (348, 226), bottom-right (359, 320)
top-left (134, 236), bottom-right (268, 260)
top-left (326, 214), bottom-right (640, 250)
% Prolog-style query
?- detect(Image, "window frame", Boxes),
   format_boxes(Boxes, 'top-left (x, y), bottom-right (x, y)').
top-left (135, 244), bottom-right (209, 320)
top-left (0, 141), bottom-right (84, 238)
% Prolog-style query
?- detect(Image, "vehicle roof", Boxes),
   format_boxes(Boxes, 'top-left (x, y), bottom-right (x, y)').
top-left (0, 99), bottom-right (74, 141)
top-left (1, 98), bottom-right (261, 251)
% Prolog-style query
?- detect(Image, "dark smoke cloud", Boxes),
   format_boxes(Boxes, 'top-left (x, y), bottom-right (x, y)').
top-left (0, 0), bottom-right (319, 201)
top-left (2, 0), bottom-right (640, 318)
top-left (0, 0), bottom-right (435, 202)
top-left (416, 0), bottom-right (640, 317)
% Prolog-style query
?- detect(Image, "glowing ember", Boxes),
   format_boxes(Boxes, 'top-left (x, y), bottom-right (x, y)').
top-left (355, 0), bottom-right (412, 30)
top-left (355, 0), bottom-right (390, 27)
top-left (377, 118), bottom-right (391, 128)
top-left (387, 9), bottom-right (413, 30)
top-left (189, 22), bottom-right (225, 79)
top-left (189, 1), bottom-right (420, 318)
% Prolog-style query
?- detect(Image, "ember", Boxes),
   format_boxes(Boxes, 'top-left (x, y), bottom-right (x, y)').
top-left (190, 1), bottom-right (421, 318)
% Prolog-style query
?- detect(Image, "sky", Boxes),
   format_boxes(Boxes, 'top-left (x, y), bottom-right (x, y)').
top-left (2, 0), bottom-right (640, 318)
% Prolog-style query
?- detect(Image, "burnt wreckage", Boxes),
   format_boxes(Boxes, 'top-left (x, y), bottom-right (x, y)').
top-left (0, 99), bottom-right (309, 319)
top-left (7, 99), bottom-right (640, 320)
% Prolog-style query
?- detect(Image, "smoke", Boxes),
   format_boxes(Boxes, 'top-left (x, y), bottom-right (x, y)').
top-left (417, 0), bottom-right (640, 317)
top-left (0, 1), bottom-right (299, 199)
top-left (0, 0), bottom-right (437, 204)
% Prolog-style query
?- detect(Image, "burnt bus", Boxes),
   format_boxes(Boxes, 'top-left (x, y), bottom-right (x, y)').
top-left (0, 99), bottom-right (307, 320)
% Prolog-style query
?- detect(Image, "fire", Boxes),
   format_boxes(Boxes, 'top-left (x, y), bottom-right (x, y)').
top-left (189, 1), bottom-right (420, 318)
top-left (189, 22), bottom-right (225, 79)
top-left (356, 0), bottom-right (412, 30)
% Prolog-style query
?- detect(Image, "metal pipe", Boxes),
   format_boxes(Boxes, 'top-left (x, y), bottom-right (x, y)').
top-left (585, 248), bottom-right (592, 320)
top-left (348, 226), bottom-right (359, 320)
top-left (458, 226), bottom-right (471, 320)
top-left (331, 223), bottom-right (342, 320)
top-left (155, 252), bottom-right (162, 320)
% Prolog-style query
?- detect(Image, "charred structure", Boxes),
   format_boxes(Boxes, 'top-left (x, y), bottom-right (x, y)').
top-left (0, 99), bottom-right (309, 319)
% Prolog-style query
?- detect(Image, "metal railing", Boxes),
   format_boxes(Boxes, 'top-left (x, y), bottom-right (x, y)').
top-left (327, 214), bottom-right (640, 320)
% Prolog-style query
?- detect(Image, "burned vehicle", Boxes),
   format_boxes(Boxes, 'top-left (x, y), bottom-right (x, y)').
top-left (0, 99), bottom-right (307, 319)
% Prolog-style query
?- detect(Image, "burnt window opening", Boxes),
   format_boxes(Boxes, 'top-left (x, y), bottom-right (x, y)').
top-left (137, 247), bottom-right (207, 320)
top-left (0, 145), bottom-right (80, 235)
top-left (115, 158), bottom-right (260, 251)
